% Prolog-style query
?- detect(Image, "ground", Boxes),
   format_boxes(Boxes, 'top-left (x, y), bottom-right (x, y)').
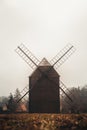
top-left (0, 113), bottom-right (87, 130)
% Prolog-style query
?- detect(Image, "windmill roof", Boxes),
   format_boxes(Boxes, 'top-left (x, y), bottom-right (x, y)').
top-left (39, 58), bottom-right (51, 66)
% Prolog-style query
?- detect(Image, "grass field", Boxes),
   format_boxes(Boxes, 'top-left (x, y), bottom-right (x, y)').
top-left (0, 113), bottom-right (87, 130)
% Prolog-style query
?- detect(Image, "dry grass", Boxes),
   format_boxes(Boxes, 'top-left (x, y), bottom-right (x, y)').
top-left (0, 113), bottom-right (87, 130)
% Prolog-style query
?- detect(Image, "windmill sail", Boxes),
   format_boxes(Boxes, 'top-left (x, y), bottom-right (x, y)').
top-left (60, 81), bottom-right (73, 102)
top-left (15, 43), bottom-right (40, 70)
top-left (50, 44), bottom-right (76, 69)
top-left (14, 85), bottom-right (29, 103)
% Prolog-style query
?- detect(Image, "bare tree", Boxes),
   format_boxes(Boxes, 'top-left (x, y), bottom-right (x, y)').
top-left (14, 88), bottom-right (21, 102)
top-left (62, 85), bottom-right (87, 113)
top-left (7, 93), bottom-right (17, 113)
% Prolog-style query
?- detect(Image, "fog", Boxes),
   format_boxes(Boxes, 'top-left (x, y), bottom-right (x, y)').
top-left (0, 0), bottom-right (87, 96)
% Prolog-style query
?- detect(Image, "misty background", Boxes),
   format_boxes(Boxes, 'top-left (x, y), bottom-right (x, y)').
top-left (0, 0), bottom-right (87, 96)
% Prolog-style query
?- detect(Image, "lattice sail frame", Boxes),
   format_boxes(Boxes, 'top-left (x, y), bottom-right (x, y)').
top-left (15, 43), bottom-right (40, 70)
top-left (14, 85), bottom-right (29, 103)
top-left (60, 81), bottom-right (74, 102)
top-left (50, 44), bottom-right (76, 70)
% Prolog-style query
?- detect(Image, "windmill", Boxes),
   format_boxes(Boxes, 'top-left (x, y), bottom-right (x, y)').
top-left (15, 43), bottom-right (75, 113)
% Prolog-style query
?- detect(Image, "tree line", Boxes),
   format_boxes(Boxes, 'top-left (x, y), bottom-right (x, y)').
top-left (0, 88), bottom-right (28, 113)
top-left (0, 85), bottom-right (87, 113)
top-left (61, 85), bottom-right (87, 113)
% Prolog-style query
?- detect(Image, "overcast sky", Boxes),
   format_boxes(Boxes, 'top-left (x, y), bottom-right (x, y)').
top-left (0, 0), bottom-right (87, 96)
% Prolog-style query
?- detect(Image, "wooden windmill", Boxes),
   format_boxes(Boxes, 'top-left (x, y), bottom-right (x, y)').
top-left (15, 43), bottom-right (75, 113)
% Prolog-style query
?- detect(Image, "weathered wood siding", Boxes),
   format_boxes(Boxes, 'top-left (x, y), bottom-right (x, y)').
top-left (29, 66), bottom-right (60, 113)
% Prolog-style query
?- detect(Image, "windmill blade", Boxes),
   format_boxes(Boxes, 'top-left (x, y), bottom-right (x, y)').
top-left (15, 43), bottom-right (40, 70)
top-left (50, 44), bottom-right (76, 70)
top-left (60, 84), bottom-right (79, 105)
top-left (15, 85), bottom-right (29, 103)
top-left (60, 81), bottom-right (73, 102)
top-left (60, 95), bottom-right (72, 106)
top-left (19, 85), bottom-right (29, 101)
top-left (17, 84), bottom-right (35, 103)
top-left (17, 90), bottom-right (29, 103)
